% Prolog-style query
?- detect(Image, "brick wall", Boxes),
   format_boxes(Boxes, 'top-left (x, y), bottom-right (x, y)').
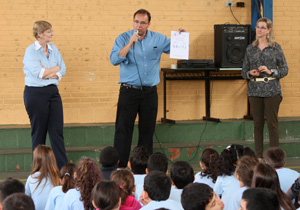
top-left (0, 0), bottom-right (298, 124)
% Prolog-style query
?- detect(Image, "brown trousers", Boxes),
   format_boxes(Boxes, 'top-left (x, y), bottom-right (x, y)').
top-left (249, 95), bottom-right (282, 158)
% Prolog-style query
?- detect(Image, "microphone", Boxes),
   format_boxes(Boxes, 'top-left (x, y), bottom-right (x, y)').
top-left (133, 30), bottom-right (138, 47)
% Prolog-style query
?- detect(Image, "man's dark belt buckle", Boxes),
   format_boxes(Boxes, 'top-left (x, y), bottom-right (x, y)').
top-left (263, 77), bottom-right (269, 83)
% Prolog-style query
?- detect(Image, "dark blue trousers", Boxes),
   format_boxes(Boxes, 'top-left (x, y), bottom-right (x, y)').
top-left (24, 85), bottom-right (68, 169)
top-left (114, 85), bottom-right (158, 167)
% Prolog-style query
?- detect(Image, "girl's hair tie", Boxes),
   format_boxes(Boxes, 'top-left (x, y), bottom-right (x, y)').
top-left (120, 186), bottom-right (123, 189)
top-left (64, 172), bottom-right (70, 177)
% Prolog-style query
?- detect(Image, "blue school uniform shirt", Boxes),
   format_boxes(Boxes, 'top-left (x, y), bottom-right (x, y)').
top-left (61, 188), bottom-right (84, 210)
top-left (45, 186), bottom-right (65, 210)
top-left (169, 188), bottom-right (183, 202)
top-left (213, 175), bottom-right (240, 210)
top-left (23, 41), bottom-right (66, 87)
top-left (25, 171), bottom-right (55, 210)
top-left (276, 167), bottom-right (299, 193)
top-left (110, 30), bottom-right (170, 87)
top-left (227, 186), bottom-right (248, 210)
top-left (194, 172), bottom-right (215, 189)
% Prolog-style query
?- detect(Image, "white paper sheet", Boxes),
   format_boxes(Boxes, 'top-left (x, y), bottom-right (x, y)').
top-left (170, 31), bottom-right (189, 59)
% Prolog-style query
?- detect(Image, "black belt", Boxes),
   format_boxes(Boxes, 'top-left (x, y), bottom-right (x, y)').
top-left (121, 83), bottom-right (155, 90)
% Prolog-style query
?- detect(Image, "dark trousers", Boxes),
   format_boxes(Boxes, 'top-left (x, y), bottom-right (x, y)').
top-left (249, 94), bottom-right (282, 158)
top-left (24, 85), bottom-right (68, 169)
top-left (114, 85), bottom-right (158, 167)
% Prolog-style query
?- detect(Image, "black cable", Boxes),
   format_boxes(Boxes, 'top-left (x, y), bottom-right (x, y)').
top-left (229, 6), bottom-right (241, 25)
top-left (133, 44), bottom-right (143, 87)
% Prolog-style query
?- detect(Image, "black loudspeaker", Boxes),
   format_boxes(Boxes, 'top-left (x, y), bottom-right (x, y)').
top-left (214, 24), bottom-right (251, 68)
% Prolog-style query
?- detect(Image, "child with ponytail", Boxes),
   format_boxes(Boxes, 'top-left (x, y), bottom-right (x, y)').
top-left (111, 169), bottom-right (142, 210)
top-left (194, 148), bottom-right (219, 188)
top-left (45, 163), bottom-right (76, 210)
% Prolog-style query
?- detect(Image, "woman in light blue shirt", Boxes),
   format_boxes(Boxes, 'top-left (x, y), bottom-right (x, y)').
top-left (23, 20), bottom-right (68, 169)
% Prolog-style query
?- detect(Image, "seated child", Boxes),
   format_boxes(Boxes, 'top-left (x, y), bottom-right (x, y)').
top-left (181, 183), bottom-right (224, 210)
top-left (0, 177), bottom-right (25, 210)
top-left (137, 152), bottom-right (168, 204)
top-left (194, 148), bottom-right (219, 189)
top-left (140, 171), bottom-right (183, 210)
top-left (263, 147), bottom-right (299, 193)
top-left (45, 163), bottom-right (76, 210)
top-left (2, 193), bottom-right (35, 210)
top-left (169, 161), bottom-right (194, 202)
top-left (99, 146), bottom-right (119, 180)
top-left (91, 180), bottom-right (121, 210)
top-left (111, 169), bottom-right (142, 210)
top-left (240, 188), bottom-right (280, 210)
top-left (227, 156), bottom-right (258, 210)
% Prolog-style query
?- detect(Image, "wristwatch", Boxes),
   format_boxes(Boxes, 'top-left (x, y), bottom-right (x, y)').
top-left (270, 69), bottom-right (275, 76)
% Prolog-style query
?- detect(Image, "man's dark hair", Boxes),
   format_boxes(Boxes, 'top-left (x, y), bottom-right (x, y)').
top-left (0, 178), bottom-right (25, 202)
top-left (170, 161), bottom-right (194, 189)
top-left (129, 146), bottom-right (150, 174)
top-left (147, 152), bottom-right (168, 173)
top-left (2, 193), bottom-right (35, 210)
top-left (144, 171), bottom-right (171, 201)
top-left (181, 183), bottom-right (214, 210)
top-left (263, 147), bottom-right (286, 169)
top-left (100, 146), bottom-right (119, 167)
top-left (242, 188), bottom-right (280, 210)
top-left (133, 9), bottom-right (151, 23)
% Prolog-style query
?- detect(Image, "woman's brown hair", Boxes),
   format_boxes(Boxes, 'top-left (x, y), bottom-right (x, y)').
top-left (76, 157), bottom-right (102, 210)
top-left (31, 145), bottom-right (60, 192)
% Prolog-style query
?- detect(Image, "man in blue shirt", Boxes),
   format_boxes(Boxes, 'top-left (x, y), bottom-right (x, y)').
top-left (110, 9), bottom-right (185, 167)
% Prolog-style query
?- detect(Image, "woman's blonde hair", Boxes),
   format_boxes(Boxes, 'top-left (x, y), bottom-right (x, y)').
top-left (31, 145), bottom-right (60, 192)
top-left (253, 17), bottom-right (276, 47)
top-left (33, 21), bottom-right (52, 39)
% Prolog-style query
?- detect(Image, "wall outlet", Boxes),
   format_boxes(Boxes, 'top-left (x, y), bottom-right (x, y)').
top-left (226, 1), bottom-right (234, 7)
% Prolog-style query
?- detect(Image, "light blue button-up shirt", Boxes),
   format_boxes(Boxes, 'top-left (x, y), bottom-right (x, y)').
top-left (110, 30), bottom-right (170, 87)
top-left (23, 41), bottom-right (66, 87)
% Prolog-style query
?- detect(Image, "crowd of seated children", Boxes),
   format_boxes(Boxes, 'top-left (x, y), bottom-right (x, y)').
top-left (3, 143), bottom-right (300, 210)
top-left (99, 146), bottom-right (119, 180)
top-left (169, 161), bottom-right (194, 202)
top-left (194, 148), bottom-right (219, 188)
